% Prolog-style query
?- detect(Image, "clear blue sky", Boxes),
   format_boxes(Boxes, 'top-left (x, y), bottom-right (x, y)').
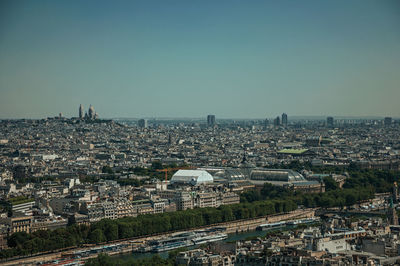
top-left (0, 0), bottom-right (399, 119)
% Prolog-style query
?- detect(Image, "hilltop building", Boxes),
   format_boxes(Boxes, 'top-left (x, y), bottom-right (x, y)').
top-left (79, 104), bottom-right (98, 120)
top-left (88, 105), bottom-right (95, 119)
top-left (79, 104), bottom-right (84, 119)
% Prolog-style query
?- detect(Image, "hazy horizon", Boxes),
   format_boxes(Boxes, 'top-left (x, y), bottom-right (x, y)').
top-left (1, 0), bottom-right (399, 119)
top-left (1, 114), bottom-right (397, 121)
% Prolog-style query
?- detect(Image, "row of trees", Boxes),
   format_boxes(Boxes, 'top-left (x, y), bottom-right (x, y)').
top-left (343, 169), bottom-right (398, 193)
top-left (0, 198), bottom-right (296, 259)
top-left (241, 168), bottom-right (395, 208)
top-left (241, 183), bottom-right (375, 209)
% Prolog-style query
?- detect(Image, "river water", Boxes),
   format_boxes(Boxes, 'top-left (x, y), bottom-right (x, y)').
top-left (115, 228), bottom-right (282, 261)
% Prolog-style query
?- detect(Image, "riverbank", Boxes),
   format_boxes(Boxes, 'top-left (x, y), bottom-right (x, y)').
top-left (1, 208), bottom-right (316, 266)
top-left (116, 229), bottom-right (270, 261)
top-left (112, 221), bottom-right (322, 262)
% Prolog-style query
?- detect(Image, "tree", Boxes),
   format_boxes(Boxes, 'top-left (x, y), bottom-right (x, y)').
top-left (104, 221), bottom-right (118, 241)
top-left (345, 193), bottom-right (357, 206)
top-left (88, 229), bottom-right (106, 244)
top-left (323, 176), bottom-right (339, 191)
top-left (7, 232), bottom-right (30, 248)
top-left (151, 161), bottom-right (163, 170)
top-left (240, 190), bottom-right (260, 203)
top-left (102, 166), bottom-right (113, 174)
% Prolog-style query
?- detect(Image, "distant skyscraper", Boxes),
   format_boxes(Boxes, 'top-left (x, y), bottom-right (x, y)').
top-left (327, 117), bottom-right (334, 127)
top-left (281, 113), bottom-right (288, 127)
top-left (263, 118), bottom-right (269, 130)
top-left (79, 104), bottom-right (84, 119)
top-left (138, 119), bottom-right (148, 128)
top-left (274, 116), bottom-right (280, 127)
top-left (207, 115), bottom-right (216, 127)
top-left (384, 117), bottom-right (392, 126)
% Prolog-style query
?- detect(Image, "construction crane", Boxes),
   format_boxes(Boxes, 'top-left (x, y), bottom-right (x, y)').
top-left (156, 166), bottom-right (195, 182)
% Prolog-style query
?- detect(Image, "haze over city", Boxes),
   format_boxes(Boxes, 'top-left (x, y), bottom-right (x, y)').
top-left (0, 0), bottom-right (399, 119)
top-left (2, 1), bottom-right (400, 265)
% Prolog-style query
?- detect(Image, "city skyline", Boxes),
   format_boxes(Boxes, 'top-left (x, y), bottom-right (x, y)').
top-left (1, 104), bottom-right (400, 121)
top-left (1, 1), bottom-right (400, 262)
top-left (1, 0), bottom-right (400, 119)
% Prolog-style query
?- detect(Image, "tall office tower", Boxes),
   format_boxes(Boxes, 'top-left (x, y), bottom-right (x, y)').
top-left (207, 115), bottom-right (216, 127)
top-left (263, 118), bottom-right (269, 130)
top-left (327, 117), bottom-right (334, 127)
top-left (384, 117), bottom-right (392, 126)
top-left (281, 113), bottom-right (288, 127)
top-left (88, 105), bottom-right (95, 120)
top-left (138, 119), bottom-right (148, 128)
top-left (79, 104), bottom-right (84, 119)
top-left (273, 116), bottom-right (280, 127)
